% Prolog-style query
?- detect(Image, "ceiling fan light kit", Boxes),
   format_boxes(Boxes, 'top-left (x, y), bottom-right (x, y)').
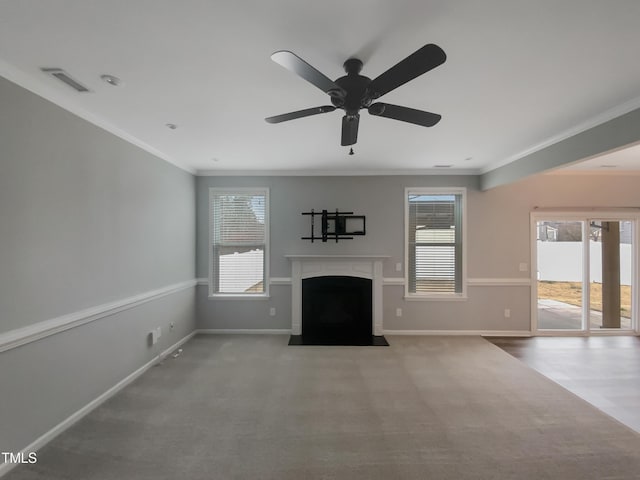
top-left (266, 44), bottom-right (446, 147)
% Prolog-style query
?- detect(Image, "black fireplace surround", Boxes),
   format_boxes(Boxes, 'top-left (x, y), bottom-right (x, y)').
top-left (288, 275), bottom-right (388, 346)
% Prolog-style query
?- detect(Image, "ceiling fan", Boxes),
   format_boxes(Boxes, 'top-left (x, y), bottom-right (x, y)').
top-left (265, 44), bottom-right (446, 147)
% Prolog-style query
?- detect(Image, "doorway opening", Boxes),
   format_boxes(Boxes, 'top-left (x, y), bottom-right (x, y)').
top-left (532, 214), bottom-right (637, 334)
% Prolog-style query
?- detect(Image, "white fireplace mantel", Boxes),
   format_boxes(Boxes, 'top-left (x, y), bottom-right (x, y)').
top-left (285, 255), bottom-right (388, 336)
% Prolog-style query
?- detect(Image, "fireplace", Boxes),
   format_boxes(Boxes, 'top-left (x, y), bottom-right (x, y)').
top-left (302, 276), bottom-right (372, 344)
top-left (285, 255), bottom-right (388, 346)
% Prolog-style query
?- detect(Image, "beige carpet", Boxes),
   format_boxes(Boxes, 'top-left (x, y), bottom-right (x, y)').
top-left (6, 335), bottom-right (640, 479)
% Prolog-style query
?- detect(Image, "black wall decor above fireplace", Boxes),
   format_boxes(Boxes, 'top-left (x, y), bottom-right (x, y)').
top-left (291, 275), bottom-right (387, 346)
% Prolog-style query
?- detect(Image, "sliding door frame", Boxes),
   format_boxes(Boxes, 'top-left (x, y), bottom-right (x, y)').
top-left (530, 210), bottom-right (640, 336)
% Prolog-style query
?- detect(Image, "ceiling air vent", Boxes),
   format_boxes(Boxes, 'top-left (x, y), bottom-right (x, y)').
top-left (40, 68), bottom-right (90, 92)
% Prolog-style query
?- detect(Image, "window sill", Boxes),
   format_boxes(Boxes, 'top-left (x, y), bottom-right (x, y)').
top-left (208, 294), bottom-right (270, 300)
top-left (404, 294), bottom-right (467, 302)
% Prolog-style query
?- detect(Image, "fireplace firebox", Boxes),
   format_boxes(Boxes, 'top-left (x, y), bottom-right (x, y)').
top-left (302, 276), bottom-right (372, 344)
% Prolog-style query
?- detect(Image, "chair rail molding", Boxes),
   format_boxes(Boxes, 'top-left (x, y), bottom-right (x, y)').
top-left (467, 278), bottom-right (532, 286)
top-left (0, 279), bottom-right (198, 353)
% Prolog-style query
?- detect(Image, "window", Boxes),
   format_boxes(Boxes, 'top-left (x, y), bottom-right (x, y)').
top-left (405, 188), bottom-right (466, 298)
top-left (209, 188), bottom-right (269, 297)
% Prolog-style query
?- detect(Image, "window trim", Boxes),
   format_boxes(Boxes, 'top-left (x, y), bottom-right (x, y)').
top-left (404, 187), bottom-right (467, 300)
top-left (208, 187), bottom-right (270, 299)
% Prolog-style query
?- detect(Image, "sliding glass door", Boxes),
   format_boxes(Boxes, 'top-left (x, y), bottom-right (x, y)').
top-left (533, 214), bottom-right (636, 334)
top-left (536, 220), bottom-right (584, 331)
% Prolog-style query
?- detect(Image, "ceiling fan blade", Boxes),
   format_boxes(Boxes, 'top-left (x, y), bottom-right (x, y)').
top-left (368, 102), bottom-right (441, 127)
top-left (367, 44), bottom-right (446, 99)
top-left (341, 114), bottom-right (360, 146)
top-left (271, 51), bottom-right (346, 98)
top-left (265, 105), bottom-right (336, 124)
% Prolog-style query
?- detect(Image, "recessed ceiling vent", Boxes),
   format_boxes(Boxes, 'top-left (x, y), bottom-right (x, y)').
top-left (40, 68), bottom-right (90, 92)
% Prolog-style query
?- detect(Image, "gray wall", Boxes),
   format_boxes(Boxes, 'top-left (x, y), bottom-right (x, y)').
top-left (196, 173), bottom-right (640, 332)
top-left (0, 77), bottom-right (195, 333)
top-left (0, 77), bottom-right (196, 454)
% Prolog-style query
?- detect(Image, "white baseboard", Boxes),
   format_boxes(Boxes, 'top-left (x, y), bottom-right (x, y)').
top-left (0, 331), bottom-right (196, 478)
top-left (196, 329), bottom-right (291, 335)
top-left (194, 329), bottom-right (530, 337)
top-left (382, 329), bottom-right (532, 337)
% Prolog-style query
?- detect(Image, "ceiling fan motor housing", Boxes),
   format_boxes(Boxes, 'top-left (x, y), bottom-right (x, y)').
top-left (331, 58), bottom-right (373, 116)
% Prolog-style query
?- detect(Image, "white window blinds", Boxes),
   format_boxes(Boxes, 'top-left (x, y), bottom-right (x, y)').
top-left (407, 191), bottom-right (463, 294)
top-left (210, 189), bottom-right (268, 295)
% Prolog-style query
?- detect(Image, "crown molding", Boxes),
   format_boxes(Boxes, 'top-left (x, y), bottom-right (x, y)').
top-left (196, 168), bottom-right (481, 177)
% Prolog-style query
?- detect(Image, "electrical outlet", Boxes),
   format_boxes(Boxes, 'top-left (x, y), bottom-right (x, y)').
top-left (169, 322), bottom-right (174, 330)
top-left (149, 327), bottom-right (162, 345)
top-left (519, 263), bottom-right (528, 272)
top-left (269, 307), bottom-right (276, 316)
top-left (504, 309), bottom-right (511, 318)
top-left (395, 263), bottom-right (402, 272)
top-left (396, 308), bottom-right (402, 317)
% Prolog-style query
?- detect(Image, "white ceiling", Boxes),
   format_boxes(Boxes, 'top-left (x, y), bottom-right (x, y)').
top-left (2, 0), bottom-right (640, 175)
top-left (560, 142), bottom-right (640, 172)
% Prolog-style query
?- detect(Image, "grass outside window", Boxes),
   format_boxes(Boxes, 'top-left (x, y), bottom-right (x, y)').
top-left (538, 281), bottom-right (631, 318)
